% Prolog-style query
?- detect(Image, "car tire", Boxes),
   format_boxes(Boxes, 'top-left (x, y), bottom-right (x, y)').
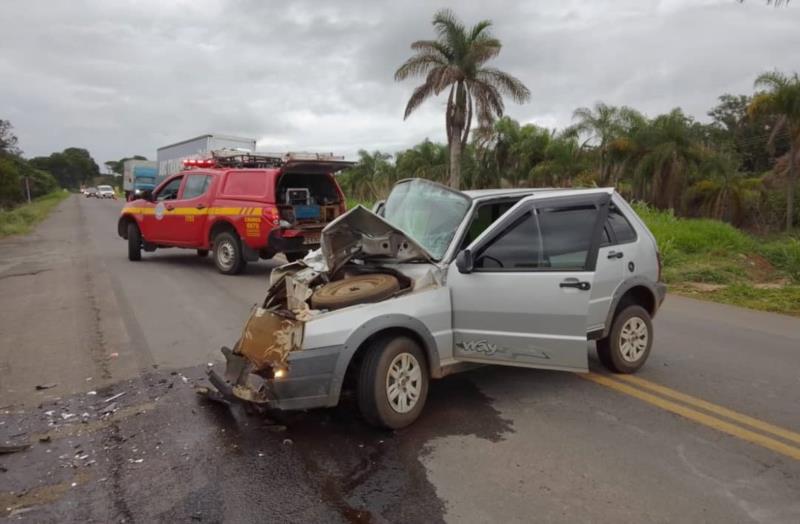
top-left (358, 336), bottom-right (429, 429)
top-left (597, 305), bottom-right (653, 373)
top-left (197, 249), bottom-right (209, 257)
top-left (213, 231), bottom-right (246, 275)
top-left (127, 222), bottom-right (142, 261)
top-left (310, 274), bottom-right (400, 310)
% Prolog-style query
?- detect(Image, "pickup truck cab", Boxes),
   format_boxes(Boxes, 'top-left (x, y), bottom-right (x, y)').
top-left (118, 151), bottom-right (352, 274)
top-left (207, 178), bottom-right (667, 428)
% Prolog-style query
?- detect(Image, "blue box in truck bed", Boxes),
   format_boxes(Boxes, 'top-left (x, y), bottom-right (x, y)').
top-left (294, 205), bottom-right (321, 220)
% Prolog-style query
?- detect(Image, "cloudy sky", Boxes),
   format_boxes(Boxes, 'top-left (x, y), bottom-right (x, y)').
top-left (1, 0), bottom-right (798, 167)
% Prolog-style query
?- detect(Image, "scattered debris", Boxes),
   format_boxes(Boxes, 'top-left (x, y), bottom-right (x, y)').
top-left (35, 383), bottom-right (58, 390)
top-left (61, 413), bottom-right (76, 420)
top-left (282, 438), bottom-right (293, 446)
top-left (87, 391), bottom-right (97, 396)
top-left (0, 443), bottom-right (31, 454)
top-left (110, 352), bottom-right (119, 358)
top-left (104, 392), bottom-right (126, 403)
top-left (39, 435), bottom-right (51, 443)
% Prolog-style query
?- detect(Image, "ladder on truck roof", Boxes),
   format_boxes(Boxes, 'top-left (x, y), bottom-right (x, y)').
top-left (195, 149), bottom-right (353, 172)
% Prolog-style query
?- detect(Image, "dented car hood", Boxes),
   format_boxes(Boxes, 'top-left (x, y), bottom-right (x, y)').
top-left (318, 205), bottom-right (434, 272)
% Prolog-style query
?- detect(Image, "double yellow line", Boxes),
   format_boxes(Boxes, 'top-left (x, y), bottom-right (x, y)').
top-left (581, 372), bottom-right (800, 461)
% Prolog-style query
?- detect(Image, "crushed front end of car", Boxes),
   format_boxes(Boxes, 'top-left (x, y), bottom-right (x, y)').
top-left (202, 205), bottom-right (435, 408)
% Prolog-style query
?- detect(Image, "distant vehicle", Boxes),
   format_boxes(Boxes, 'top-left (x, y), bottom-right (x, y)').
top-left (123, 160), bottom-right (157, 200)
top-left (156, 134), bottom-right (256, 184)
top-left (118, 150), bottom-right (352, 274)
top-left (207, 178), bottom-right (667, 428)
top-left (85, 187), bottom-right (98, 198)
top-left (97, 185), bottom-right (116, 199)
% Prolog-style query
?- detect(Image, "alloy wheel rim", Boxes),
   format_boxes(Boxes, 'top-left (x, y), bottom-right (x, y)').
top-left (386, 353), bottom-right (422, 414)
top-left (619, 316), bottom-right (648, 362)
top-left (217, 240), bottom-right (235, 270)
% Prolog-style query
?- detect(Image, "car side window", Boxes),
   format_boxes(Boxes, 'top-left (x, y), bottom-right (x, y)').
top-left (606, 205), bottom-right (637, 244)
top-left (156, 177), bottom-right (183, 201)
top-left (537, 204), bottom-right (598, 270)
top-left (474, 212), bottom-right (542, 269)
top-left (181, 174), bottom-right (211, 200)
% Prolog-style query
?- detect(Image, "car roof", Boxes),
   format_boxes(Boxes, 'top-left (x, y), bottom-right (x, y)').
top-left (463, 187), bottom-right (614, 201)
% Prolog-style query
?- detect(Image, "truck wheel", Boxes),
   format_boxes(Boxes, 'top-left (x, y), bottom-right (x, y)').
top-left (213, 232), bottom-right (246, 275)
top-left (197, 249), bottom-right (209, 257)
top-left (358, 336), bottom-right (429, 429)
top-left (127, 223), bottom-right (142, 261)
top-left (597, 305), bottom-right (653, 373)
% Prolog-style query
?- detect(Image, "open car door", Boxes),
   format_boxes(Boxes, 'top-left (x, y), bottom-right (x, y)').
top-left (448, 191), bottom-right (611, 372)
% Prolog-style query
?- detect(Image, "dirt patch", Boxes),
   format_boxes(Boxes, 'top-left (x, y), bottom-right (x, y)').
top-left (742, 253), bottom-right (778, 282)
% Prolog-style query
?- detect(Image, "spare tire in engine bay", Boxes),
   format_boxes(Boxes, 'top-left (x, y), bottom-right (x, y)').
top-left (310, 273), bottom-right (401, 310)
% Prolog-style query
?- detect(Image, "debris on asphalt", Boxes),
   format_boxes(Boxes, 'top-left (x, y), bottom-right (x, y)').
top-left (39, 435), bottom-right (51, 443)
top-left (0, 442), bottom-right (31, 454)
top-left (35, 383), bottom-right (58, 390)
top-left (87, 391), bottom-right (97, 396)
top-left (282, 438), bottom-right (293, 446)
top-left (104, 392), bottom-right (126, 403)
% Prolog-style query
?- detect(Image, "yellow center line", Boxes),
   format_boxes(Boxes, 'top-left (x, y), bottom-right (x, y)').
top-left (614, 373), bottom-right (800, 446)
top-left (580, 372), bottom-right (800, 461)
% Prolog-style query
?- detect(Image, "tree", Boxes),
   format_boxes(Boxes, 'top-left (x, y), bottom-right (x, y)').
top-left (394, 9), bottom-right (530, 189)
top-left (749, 71), bottom-right (800, 230)
top-left (0, 119), bottom-right (21, 156)
top-left (30, 148), bottom-right (100, 190)
top-left (337, 150), bottom-right (395, 202)
top-left (687, 154), bottom-right (762, 225)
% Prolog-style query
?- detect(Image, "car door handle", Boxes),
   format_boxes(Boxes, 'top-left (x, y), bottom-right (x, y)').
top-left (607, 251), bottom-right (624, 259)
top-left (560, 280), bottom-right (591, 291)
top-left (195, 204), bottom-right (206, 210)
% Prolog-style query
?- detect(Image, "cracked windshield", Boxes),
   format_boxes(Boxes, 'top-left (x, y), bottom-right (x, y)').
top-left (382, 179), bottom-right (470, 259)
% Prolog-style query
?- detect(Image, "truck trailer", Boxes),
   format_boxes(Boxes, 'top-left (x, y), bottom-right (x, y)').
top-left (156, 134), bottom-right (257, 183)
top-left (122, 160), bottom-right (158, 200)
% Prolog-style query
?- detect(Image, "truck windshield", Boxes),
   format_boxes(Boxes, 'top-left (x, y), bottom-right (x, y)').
top-left (383, 179), bottom-right (471, 260)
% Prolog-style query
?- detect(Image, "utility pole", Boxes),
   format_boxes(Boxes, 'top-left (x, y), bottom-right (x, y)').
top-left (24, 176), bottom-right (31, 203)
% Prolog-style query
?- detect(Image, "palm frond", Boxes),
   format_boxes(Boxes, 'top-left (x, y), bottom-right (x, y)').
top-left (403, 81), bottom-right (437, 120)
top-left (476, 67), bottom-right (531, 103)
top-left (394, 51), bottom-right (448, 81)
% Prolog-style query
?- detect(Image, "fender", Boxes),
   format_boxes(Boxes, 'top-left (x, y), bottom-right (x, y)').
top-left (324, 314), bottom-right (441, 406)
top-left (601, 276), bottom-right (661, 338)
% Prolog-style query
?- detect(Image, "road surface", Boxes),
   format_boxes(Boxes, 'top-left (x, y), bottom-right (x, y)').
top-left (1, 195), bottom-right (798, 523)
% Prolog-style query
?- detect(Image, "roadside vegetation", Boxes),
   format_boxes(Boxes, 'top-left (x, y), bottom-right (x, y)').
top-left (0, 190), bottom-right (70, 237)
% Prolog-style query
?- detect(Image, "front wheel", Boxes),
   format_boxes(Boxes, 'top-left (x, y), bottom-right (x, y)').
top-left (213, 232), bottom-right (246, 275)
top-left (597, 305), bottom-right (653, 373)
top-left (358, 336), bottom-right (429, 429)
top-left (127, 223), bottom-right (142, 261)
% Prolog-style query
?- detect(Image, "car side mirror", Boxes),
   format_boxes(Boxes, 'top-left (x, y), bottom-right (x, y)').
top-left (455, 249), bottom-right (473, 274)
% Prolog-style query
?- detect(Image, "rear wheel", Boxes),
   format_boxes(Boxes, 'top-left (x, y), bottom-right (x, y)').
top-left (213, 232), bottom-right (246, 275)
top-left (358, 336), bottom-right (429, 429)
top-left (597, 305), bottom-right (652, 373)
top-left (127, 222), bottom-right (142, 261)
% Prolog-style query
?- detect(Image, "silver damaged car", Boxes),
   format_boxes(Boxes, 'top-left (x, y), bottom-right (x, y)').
top-left (205, 178), bottom-right (667, 428)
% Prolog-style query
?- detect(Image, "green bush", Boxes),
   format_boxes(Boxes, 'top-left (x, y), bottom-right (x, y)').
top-left (0, 191), bottom-right (69, 237)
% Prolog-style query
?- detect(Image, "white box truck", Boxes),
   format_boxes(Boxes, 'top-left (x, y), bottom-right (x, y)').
top-left (122, 160), bottom-right (158, 200)
top-left (156, 134), bottom-right (257, 183)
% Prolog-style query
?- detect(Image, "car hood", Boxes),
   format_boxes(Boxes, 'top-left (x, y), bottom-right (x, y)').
top-left (318, 205), bottom-right (434, 272)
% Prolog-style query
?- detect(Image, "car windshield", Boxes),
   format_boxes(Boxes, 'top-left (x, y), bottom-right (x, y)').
top-left (382, 179), bottom-right (471, 260)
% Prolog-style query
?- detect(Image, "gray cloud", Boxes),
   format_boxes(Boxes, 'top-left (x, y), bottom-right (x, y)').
top-left (0, 0), bottom-right (797, 166)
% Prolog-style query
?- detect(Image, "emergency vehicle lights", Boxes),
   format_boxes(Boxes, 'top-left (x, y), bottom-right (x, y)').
top-left (182, 158), bottom-right (216, 168)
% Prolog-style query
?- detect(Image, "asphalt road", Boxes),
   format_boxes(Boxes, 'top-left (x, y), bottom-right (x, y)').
top-left (1, 195), bottom-right (799, 523)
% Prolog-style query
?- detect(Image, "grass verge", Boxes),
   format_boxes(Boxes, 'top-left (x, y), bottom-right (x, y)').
top-left (0, 191), bottom-right (71, 238)
top-left (634, 203), bottom-right (800, 316)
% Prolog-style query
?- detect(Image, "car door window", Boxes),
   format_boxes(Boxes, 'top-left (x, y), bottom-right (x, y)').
top-left (606, 205), bottom-right (637, 244)
top-left (474, 212), bottom-right (542, 269)
top-left (474, 203), bottom-right (600, 271)
top-left (538, 204), bottom-right (599, 269)
top-left (156, 177), bottom-right (183, 201)
top-left (181, 174), bottom-right (211, 200)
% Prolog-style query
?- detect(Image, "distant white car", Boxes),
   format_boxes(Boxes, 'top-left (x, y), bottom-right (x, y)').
top-left (96, 185), bottom-right (115, 199)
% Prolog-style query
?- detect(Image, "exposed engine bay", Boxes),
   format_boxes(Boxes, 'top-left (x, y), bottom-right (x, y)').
top-left (203, 205), bottom-right (438, 405)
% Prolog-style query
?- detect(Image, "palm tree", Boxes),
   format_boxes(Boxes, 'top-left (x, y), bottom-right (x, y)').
top-left (571, 103), bottom-right (643, 185)
top-left (394, 9), bottom-right (530, 189)
top-left (687, 154), bottom-right (762, 225)
top-left (749, 70), bottom-right (800, 230)
top-left (632, 109), bottom-right (705, 210)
